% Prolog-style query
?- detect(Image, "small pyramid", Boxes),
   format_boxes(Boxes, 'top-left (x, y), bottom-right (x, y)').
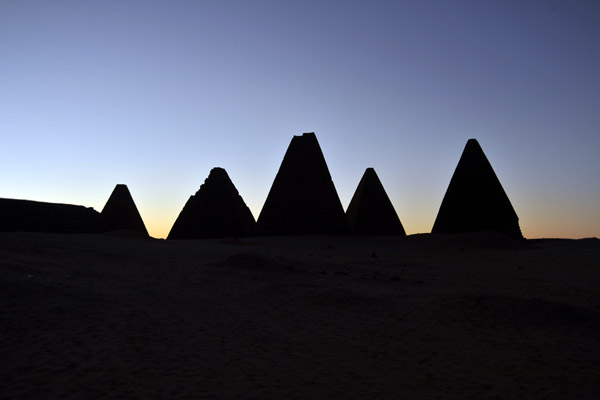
top-left (100, 184), bottom-right (149, 235)
top-left (346, 168), bottom-right (406, 236)
top-left (256, 132), bottom-right (347, 235)
top-left (432, 139), bottom-right (522, 238)
top-left (167, 168), bottom-right (256, 239)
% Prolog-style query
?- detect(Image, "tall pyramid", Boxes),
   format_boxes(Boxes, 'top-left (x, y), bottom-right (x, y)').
top-left (100, 184), bottom-right (149, 235)
top-left (167, 167), bottom-right (256, 239)
top-left (256, 132), bottom-right (348, 235)
top-left (431, 139), bottom-right (522, 238)
top-left (346, 168), bottom-right (406, 236)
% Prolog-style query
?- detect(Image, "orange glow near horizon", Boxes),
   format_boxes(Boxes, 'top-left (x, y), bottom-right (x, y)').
top-left (141, 214), bottom-right (599, 241)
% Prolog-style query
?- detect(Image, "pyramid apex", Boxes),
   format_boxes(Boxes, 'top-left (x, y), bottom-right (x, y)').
top-left (112, 184), bottom-right (129, 192)
top-left (362, 168), bottom-right (379, 182)
top-left (292, 132), bottom-right (317, 141)
top-left (465, 138), bottom-right (483, 149)
top-left (209, 167), bottom-right (228, 175)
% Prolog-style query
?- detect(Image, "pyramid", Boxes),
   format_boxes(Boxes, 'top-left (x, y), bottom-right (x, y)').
top-left (256, 132), bottom-right (348, 235)
top-left (431, 139), bottom-right (522, 238)
top-left (100, 184), bottom-right (149, 235)
top-left (346, 168), bottom-right (406, 236)
top-left (167, 167), bottom-right (256, 239)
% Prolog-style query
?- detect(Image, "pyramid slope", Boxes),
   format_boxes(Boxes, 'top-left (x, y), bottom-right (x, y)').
top-left (168, 168), bottom-right (256, 239)
top-left (346, 168), bottom-right (406, 236)
top-left (256, 132), bottom-right (348, 235)
top-left (0, 198), bottom-right (101, 233)
top-left (432, 139), bottom-right (522, 238)
top-left (100, 184), bottom-right (149, 235)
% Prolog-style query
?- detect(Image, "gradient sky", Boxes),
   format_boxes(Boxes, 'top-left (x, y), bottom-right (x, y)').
top-left (1, 1), bottom-right (599, 239)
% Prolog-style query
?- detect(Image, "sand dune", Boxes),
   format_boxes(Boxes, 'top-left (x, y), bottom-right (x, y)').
top-left (1, 232), bottom-right (599, 399)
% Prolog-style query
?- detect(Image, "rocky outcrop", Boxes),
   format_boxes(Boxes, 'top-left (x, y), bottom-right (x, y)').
top-left (100, 184), bottom-right (149, 235)
top-left (0, 198), bottom-right (101, 233)
top-left (168, 168), bottom-right (256, 239)
top-left (432, 139), bottom-right (522, 238)
top-left (346, 168), bottom-right (406, 236)
top-left (256, 132), bottom-right (348, 235)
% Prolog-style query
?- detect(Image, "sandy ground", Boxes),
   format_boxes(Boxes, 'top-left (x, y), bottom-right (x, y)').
top-left (1, 231), bottom-right (599, 399)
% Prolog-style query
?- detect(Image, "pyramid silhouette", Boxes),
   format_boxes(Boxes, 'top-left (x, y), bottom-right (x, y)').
top-left (256, 132), bottom-right (348, 235)
top-left (346, 168), bottom-right (406, 236)
top-left (432, 139), bottom-right (522, 238)
top-left (167, 167), bottom-right (256, 239)
top-left (100, 184), bottom-right (149, 235)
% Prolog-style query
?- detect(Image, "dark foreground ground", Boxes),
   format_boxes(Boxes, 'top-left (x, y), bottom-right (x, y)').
top-left (1, 232), bottom-right (599, 399)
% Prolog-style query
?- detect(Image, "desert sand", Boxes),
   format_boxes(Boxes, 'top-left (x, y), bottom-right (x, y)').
top-left (1, 231), bottom-right (599, 399)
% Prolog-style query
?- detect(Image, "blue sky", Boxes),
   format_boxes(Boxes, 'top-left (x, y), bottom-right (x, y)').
top-left (1, 0), bottom-right (599, 238)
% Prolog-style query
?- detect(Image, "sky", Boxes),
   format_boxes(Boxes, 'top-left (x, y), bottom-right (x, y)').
top-left (1, 0), bottom-right (599, 239)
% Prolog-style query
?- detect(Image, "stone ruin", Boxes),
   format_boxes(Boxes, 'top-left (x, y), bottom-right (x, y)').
top-left (256, 132), bottom-right (348, 235)
top-left (346, 168), bottom-right (406, 236)
top-left (168, 167), bottom-right (256, 239)
top-left (0, 197), bottom-right (100, 233)
top-left (432, 138), bottom-right (522, 238)
top-left (99, 184), bottom-right (149, 235)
